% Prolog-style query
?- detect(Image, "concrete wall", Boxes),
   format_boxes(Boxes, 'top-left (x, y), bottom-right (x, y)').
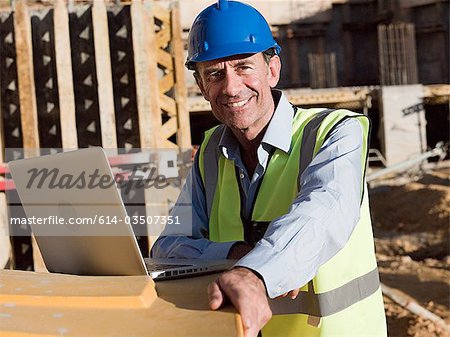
top-left (175, 0), bottom-right (345, 28)
top-left (379, 85), bottom-right (427, 166)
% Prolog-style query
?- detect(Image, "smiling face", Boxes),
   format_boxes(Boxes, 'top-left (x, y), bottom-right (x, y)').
top-left (195, 53), bottom-right (281, 141)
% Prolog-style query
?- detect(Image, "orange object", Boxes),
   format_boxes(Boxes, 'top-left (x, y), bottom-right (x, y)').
top-left (0, 270), bottom-right (243, 337)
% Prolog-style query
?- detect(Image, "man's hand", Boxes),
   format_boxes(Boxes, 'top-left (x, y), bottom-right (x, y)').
top-left (277, 288), bottom-right (300, 299)
top-left (208, 267), bottom-right (272, 337)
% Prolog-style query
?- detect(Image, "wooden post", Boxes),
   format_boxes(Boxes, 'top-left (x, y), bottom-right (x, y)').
top-left (131, 0), bottom-right (164, 249)
top-left (54, 0), bottom-right (78, 150)
top-left (14, 1), bottom-right (47, 272)
top-left (171, 1), bottom-right (191, 151)
top-left (92, 0), bottom-right (117, 150)
top-left (0, 76), bottom-right (10, 270)
top-left (131, 0), bottom-right (161, 149)
top-left (14, 0), bottom-right (39, 152)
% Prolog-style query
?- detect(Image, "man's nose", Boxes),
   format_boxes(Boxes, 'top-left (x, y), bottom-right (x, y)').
top-left (222, 70), bottom-right (243, 97)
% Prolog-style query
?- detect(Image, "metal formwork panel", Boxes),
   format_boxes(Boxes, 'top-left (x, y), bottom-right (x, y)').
top-left (308, 53), bottom-right (338, 89)
top-left (107, 5), bottom-right (140, 151)
top-left (30, 8), bottom-right (62, 152)
top-left (68, 5), bottom-right (102, 147)
top-left (0, 12), bottom-right (23, 154)
top-left (378, 23), bottom-right (418, 86)
top-left (0, 11), bottom-right (33, 271)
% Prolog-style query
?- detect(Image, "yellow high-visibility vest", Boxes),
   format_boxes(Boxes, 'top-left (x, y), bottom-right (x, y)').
top-left (198, 108), bottom-right (387, 337)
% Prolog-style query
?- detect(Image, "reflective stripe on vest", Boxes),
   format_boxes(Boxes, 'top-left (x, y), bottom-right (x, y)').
top-left (201, 124), bottom-right (225, 219)
top-left (297, 108), bottom-right (334, 190)
top-left (199, 108), bottom-right (380, 318)
top-left (269, 267), bottom-right (379, 316)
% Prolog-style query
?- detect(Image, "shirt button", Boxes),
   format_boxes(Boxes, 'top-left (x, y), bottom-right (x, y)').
top-left (277, 285), bottom-right (282, 293)
top-left (239, 173), bottom-right (245, 179)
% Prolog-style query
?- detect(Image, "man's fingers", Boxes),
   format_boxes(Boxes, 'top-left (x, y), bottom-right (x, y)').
top-left (275, 288), bottom-right (300, 299)
top-left (208, 268), bottom-right (272, 337)
top-left (276, 292), bottom-right (288, 299)
top-left (208, 280), bottom-right (224, 310)
top-left (242, 323), bottom-right (260, 337)
top-left (240, 307), bottom-right (271, 337)
top-left (290, 288), bottom-right (300, 299)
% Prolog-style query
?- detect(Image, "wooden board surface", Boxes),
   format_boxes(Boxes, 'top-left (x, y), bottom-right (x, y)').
top-left (0, 270), bottom-right (243, 337)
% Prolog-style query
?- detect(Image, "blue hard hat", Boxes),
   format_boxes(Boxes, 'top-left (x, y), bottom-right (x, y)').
top-left (185, 0), bottom-right (281, 69)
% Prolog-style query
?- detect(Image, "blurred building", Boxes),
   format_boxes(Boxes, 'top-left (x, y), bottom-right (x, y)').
top-left (274, 0), bottom-right (449, 89)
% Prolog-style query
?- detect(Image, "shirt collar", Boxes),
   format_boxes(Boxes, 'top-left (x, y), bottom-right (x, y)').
top-left (261, 90), bottom-right (293, 154)
top-left (218, 90), bottom-right (294, 158)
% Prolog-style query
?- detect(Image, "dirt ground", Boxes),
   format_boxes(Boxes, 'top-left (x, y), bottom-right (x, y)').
top-left (369, 162), bottom-right (450, 337)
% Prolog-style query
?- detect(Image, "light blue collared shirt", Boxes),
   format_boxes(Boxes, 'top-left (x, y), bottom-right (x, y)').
top-left (152, 90), bottom-right (364, 298)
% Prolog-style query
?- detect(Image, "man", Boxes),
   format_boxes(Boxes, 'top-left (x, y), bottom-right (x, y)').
top-left (152, 1), bottom-right (387, 336)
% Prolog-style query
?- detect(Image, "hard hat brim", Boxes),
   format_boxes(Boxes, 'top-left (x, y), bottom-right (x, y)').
top-left (186, 41), bottom-right (280, 69)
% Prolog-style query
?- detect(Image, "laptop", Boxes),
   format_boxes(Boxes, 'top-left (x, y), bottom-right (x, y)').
top-left (8, 147), bottom-right (234, 280)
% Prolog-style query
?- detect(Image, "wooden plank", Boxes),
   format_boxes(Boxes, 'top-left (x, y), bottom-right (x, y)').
top-left (156, 28), bottom-right (170, 49)
top-left (0, 72), bottom-right (10, 269)
top-left (171, 3), bottom-right (191, 149)
top-left (0, 269), bottom-right (242, 337)
top-left (424, 84), bottom-right (450, 98)
top-left (159, 93), bottom-right (176, 116)
top-left (158, 72), bottom-right (174, 94)
top-left (160, 117), bottom-right (177, 140)
top-left (92, 0), bottom-right (117, 150)
top-left (187, 87), bottom-right (373, 112)
top-left (54, 0), bottom-right (78, 149)
top-left (14, 1), bottom-right (46, 272)
top-left (157, 49), bottom-right (173, 71)
top-left (14, 0), bottom-right (39, 151)
top-left (160, 139), bottom-right (178, 149)
top-left (132, 0), bottom-right (164, 251)
top-left (152, 3), bottom-right (170, 26)
top-left (0, 192), bottom-right (9, 269)
top-left (131, 0), bottom-right (162, 149)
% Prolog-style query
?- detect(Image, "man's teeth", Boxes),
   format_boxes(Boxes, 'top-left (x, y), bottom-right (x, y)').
top-left (228, 98), bottom-right (249, 107)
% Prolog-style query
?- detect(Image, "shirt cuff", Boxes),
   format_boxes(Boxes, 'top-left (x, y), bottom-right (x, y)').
top-left (201, 241), bottom-right (238, 260)
top-left (234, 243), bottom-right (305, 299)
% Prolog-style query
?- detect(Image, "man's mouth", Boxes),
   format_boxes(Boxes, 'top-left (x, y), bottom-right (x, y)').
top-left (225, 97), bottom-right (251, 108)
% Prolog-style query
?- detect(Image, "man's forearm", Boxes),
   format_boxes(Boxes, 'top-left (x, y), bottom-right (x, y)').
top-left (151, 235), bottom-right (238, 259)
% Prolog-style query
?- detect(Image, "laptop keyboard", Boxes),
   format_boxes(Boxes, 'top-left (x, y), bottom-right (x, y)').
top-left (145, 262), bottom-right (192, 271)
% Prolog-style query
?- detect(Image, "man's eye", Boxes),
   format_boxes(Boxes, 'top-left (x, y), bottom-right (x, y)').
top-left (208, 71), bottom-right (222, 80)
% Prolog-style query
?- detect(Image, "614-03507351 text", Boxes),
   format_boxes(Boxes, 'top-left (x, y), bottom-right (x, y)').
top-left (10, 215), bottom-right (180, 226)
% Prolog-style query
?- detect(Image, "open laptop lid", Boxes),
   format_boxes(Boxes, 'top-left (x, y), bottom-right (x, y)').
top-left (8, 147), bottom-right (148, 276)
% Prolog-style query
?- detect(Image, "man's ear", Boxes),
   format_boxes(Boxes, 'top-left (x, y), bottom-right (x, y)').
top-left (267, 55), bottom-right (281, 88)
top-left (194, 72), bottom-right (210, 101)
